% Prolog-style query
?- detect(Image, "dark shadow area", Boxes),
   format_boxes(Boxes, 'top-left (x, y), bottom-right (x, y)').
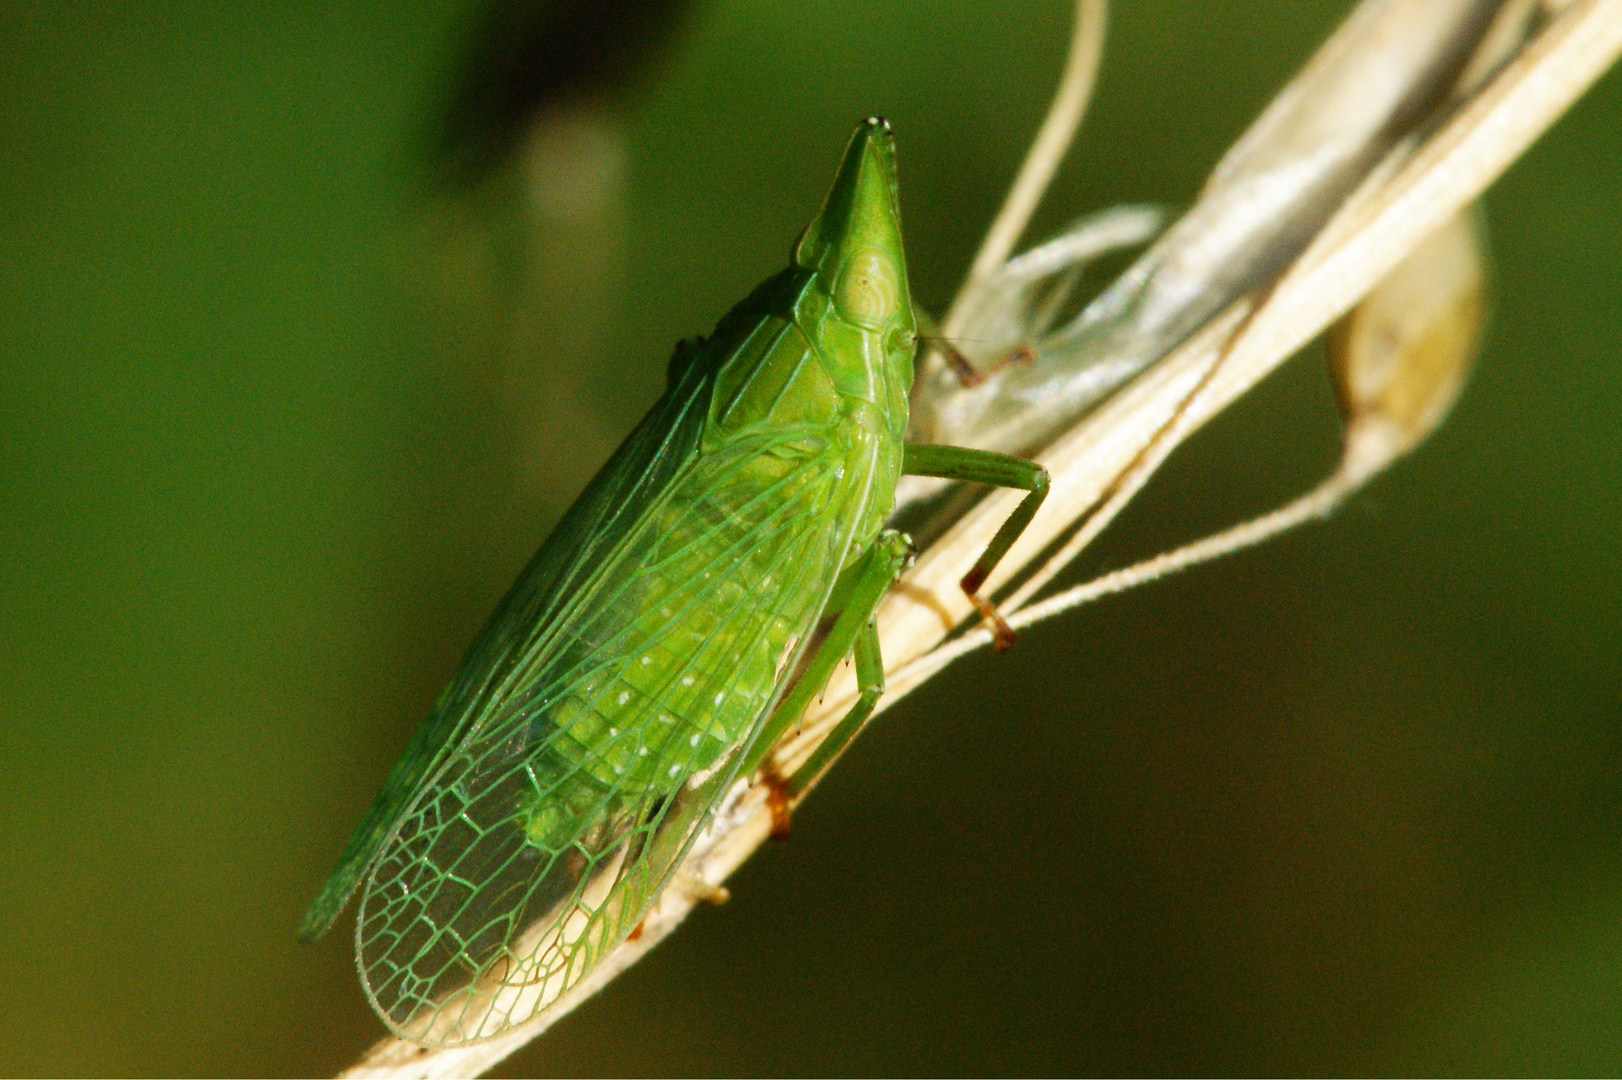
top-left (432, 0), bottom-right (696, 186)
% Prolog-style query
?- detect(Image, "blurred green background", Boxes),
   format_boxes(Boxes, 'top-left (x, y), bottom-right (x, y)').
top-left (3, 1), bottom-right (1620, 1075)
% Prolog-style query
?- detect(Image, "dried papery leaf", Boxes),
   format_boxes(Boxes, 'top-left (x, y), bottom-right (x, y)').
top-left (911, 0), bottom-right (1511, 459)
top-left (944, 205), bottom-right (1165, 373)
top-left (899, 0), bottom-right (1507, 511)
top-left (1459, 0), bottom-right (1543, 91)
top-left (881, 206), bottom-right (1491, 658)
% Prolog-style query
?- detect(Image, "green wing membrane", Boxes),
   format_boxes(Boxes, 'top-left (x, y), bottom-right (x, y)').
top-left (355, 417), bottom-right (878, 1045)
top-left (299, 346), bottom-right (714, 944)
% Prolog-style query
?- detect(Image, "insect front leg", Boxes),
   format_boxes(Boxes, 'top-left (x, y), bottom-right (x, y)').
top-left (739, 531), bottom-right (913, 830)
top-left (915, 307), bottom-right (1037, 389)
top-left (902, 444), bottom-right (1050, 649)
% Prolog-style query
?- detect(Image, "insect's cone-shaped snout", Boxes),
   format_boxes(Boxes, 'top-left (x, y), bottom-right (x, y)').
top-left (795, 118), bottom-right (910, 307)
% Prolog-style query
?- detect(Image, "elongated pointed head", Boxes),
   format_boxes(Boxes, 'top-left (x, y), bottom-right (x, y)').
top-left (792, 118), bottom-right (916, 411)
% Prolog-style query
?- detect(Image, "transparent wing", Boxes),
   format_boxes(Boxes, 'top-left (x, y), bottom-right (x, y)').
top-left (300, 345), bottom-right (713, 942)
top-left (356, 430), bottom-right (874, 1046)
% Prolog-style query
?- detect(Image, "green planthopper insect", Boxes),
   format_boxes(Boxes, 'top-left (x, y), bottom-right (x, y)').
top-left (300, 118), bottom-right (1048, 1047)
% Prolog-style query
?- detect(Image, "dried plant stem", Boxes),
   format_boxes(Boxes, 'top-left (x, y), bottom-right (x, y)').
top-left (1025, 465), bottom-right (1357, 618)
top-left (342, 1), bottom-right (1622, 1075)
top-left (893, 466), bottom-right (1364, 689)
top-left (943, 0), bottom-right (1107, 337)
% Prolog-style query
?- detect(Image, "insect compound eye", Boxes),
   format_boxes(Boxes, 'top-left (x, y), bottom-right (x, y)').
top-left (834, 248), bottom-right (900, 329)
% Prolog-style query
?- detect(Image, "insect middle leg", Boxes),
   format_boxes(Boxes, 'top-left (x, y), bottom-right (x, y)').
top-left (741, 531), bottom-right (913, 827)
top-left (903, 443), bottom-right (1050, 649)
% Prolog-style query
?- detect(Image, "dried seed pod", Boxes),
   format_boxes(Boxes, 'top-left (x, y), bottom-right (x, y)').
top-left (1329, 207), bottom-right (1488, 482)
